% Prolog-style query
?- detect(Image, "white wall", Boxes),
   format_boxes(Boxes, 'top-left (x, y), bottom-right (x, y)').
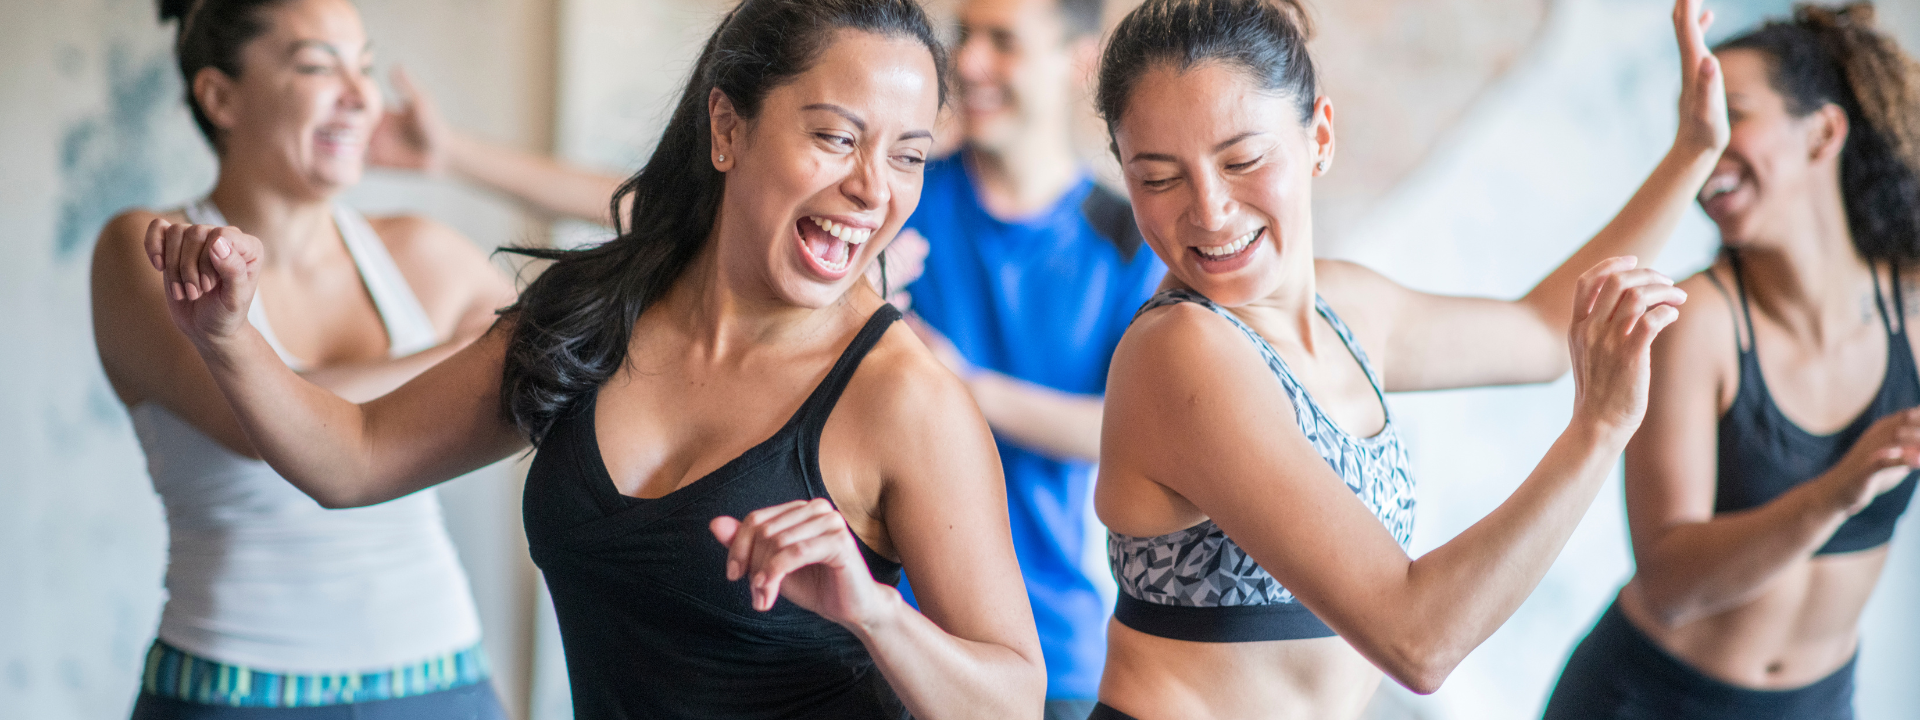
top-left (0, 0), bottom-right (556, 717)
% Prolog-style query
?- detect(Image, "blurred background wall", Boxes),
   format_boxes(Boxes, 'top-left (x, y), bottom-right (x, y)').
top-left (2, 0), bottom-right (1916, 718)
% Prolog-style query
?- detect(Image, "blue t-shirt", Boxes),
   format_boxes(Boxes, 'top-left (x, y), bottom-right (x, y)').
top-left (900, 154), bottom-right (1165, 699)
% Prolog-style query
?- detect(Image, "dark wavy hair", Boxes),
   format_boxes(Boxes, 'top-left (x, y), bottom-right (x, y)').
top-left (498, 0), bottom-right (951, 444)
top-left (1096, 0), bottom-right (1316, 144)
top-left (157, 0), bottom-right (293, 147)
top-left (1717, 3), bottom-right (1920, 262)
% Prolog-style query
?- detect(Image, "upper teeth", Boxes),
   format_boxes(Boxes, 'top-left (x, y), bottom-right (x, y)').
top-left (1198, 228), bottom-right (1261, 258)
top-left (1702, 174), bottom-right (1740, 201)
top-left (812, 217), bottom-right (873, 245)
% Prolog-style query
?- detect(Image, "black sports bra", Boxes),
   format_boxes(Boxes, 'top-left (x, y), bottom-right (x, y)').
top-left (1711, 252), bottom-right (1920, 554)
top-left (522, 306), bottom-right (908, 719)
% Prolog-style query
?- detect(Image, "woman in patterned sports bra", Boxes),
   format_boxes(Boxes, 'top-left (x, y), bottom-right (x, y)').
top-left (1087, 0), bottom-right (1724, 718)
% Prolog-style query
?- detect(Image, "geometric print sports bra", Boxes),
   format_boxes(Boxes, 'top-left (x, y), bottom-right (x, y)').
top-left (1108, 289), bottom-right (1417, 642)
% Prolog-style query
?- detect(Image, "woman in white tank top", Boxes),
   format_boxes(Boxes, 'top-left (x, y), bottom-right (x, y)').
top-left (90, 0), bottom-right (517, 717)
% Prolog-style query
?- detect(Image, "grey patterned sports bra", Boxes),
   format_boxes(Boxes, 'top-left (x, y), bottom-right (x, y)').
top-left (1108, 289), bottom-right (1417, 642)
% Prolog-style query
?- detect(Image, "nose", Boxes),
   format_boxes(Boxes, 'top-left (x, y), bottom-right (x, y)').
top-left (338, 65), bottom-right (373, 112)
top-left (840, 146), bottom-right (890, 212)
top-left (1186, 169), bottom-right (1235, 233)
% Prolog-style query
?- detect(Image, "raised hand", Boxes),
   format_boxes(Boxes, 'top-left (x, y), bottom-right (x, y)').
top-left (1674, 0), bottom-right (1729, 156)
top-left (1824, 409), bottom-right (1920, 514)
top-left (367, 66), bottom-right (448, 174)
top-left (1568, 256), bottom-right (1687, 440)
top-left (709, 499), bottom-right (893, 628)
top-left (145, 218), bottom-right (263, 348)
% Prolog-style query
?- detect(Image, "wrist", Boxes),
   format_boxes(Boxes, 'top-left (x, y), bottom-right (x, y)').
top-left (1665, 140), bottom-right (1723, 173)
top-left (1567, 408), bottom-right (1636, 453)
top-left (845, 581), bottom-right (907, 643)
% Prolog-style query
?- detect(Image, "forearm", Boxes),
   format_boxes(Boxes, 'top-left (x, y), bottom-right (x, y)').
top-left (197, 328), bottom-right (391, 506)
top-left (1521, 145), bottom-right (1720, 326)
top-left (1391, 421), bottom-right (1625, 687)
top-left (966, 372), bottom-right (1102, 462)
top-left (1632, 481), bottom-right (1851, 626)
top-left (851, 586), bottom-right (1047, 720)
top-left (445, 131), bottom-right (625, 226)
top-left (300, 341), bottom-right (467, 403)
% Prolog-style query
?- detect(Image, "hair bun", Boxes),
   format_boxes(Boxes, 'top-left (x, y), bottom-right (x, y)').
top-left (157, 0), bottom-right (196, 22)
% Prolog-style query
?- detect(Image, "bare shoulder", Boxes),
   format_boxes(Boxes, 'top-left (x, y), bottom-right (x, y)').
top-left (364, 213), bottom-right (514, 319)
top-left (364, 214), bottom-right (489, 268)
top-left (93, 208), bottom-right (182, 286)
top-left (1664, 266), bottom-right (1740, 359)
top-left (844, 319), bottom-right (981, 433)
top-left (1115, 298), bottom-right (1255, 382)
top-left (1310, 258), bottom-right (1402, 335)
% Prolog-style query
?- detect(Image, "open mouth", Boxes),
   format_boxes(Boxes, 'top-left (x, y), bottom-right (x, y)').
top-left (314, 125), bottom-right (362, 157)
top-left (1191, 227), bottom-right (1263, 264)
top-left (1699, 171), bottom-right (1748, 219)
top-left (796, 216), bottom-right (873, 278)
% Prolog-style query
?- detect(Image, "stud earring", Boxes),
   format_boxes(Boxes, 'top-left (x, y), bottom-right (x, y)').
top-left (717, 154), bottom-right (726, 162)
top-left (1316, 158), bottom-right (1329, 173)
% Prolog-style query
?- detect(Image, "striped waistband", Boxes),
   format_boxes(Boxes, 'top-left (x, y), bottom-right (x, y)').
top-left (140, 640), bottom-right (489, 708)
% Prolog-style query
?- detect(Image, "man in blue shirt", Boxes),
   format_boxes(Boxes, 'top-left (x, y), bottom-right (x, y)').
top-left (896, 0), bottom-right (1165, 715)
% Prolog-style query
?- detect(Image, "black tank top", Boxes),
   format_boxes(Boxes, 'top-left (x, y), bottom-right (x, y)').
top-left (1713, 253), bottom-right (1920, 554)
top-left (523, 306), bottom-right (908, 719)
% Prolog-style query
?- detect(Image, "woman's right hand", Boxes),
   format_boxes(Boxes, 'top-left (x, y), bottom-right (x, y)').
top-left (145, 217), bottom-right (263, 349)
top-left (1673, 0), bottom-right (1730, 157)
top-left (1568, 256), bottom-right (1687, 443)
top-left (1823, 408), bottom-right (1920, 514)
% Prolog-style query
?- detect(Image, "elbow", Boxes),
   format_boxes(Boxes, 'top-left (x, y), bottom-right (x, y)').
top-left (1376, 635), bottom-right (1469, 696)
top-left (306, 484), bottom-right (381, 510)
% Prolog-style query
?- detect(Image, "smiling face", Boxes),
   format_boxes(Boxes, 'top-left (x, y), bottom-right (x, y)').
top-left (954, 0), bottom-right (1087, 151)
top-left (198, 0), bottom-right (380, 197)
top-left (1698, 48), bottom-right (1846, 248)
top-left (1113, 61), bottom-right (1331, 306)
top-left (708, 30), bottom-right (941, 309)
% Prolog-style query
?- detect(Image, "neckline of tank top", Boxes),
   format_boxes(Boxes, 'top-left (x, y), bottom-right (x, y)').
top-left (577, 304), bottom-right (903, 508)
top-left (180, 198), bottom-right (439, 369)
top-left (1724, 252), bottom-right (1915, 441)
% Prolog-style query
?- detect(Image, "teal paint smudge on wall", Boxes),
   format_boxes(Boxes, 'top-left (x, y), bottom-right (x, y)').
top-left (55, 45), bottom-right (188, 260)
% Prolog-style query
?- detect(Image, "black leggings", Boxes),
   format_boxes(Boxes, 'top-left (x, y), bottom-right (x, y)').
top-left (1544, 600), bottom-right (1856, 720)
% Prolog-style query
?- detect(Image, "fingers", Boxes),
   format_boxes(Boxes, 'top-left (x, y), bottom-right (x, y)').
top-left (174, 225), bottom-right (214, 301)
top-left (161, 221), bottom-right (189, 301)
top-left (748, 513), bottom-right (852, 611)
top-left (712, 499), bottom-right (856, 612)
top-left (721, 499), bottom-right (808, 581)
top-left (1573, 256), bottom-right (1640, 322)
top-left (144, 218), bottom-right (171, 271)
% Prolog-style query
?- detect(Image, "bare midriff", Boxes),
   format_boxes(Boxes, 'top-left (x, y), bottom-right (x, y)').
top-left (1096, 618), bottom-right (1383, 720)
top-left (1618, 547), bottom-right (1887, 689)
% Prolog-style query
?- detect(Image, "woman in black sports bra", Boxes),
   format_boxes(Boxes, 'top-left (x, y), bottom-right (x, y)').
top-left (1545, 5), bottom-right (1920, 719)
top-left (138, 0), bottom-right (1047, 717)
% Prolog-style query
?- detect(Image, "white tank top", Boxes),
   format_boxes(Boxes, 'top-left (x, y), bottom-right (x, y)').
top-left (130, 199), bottom-right (483, 673)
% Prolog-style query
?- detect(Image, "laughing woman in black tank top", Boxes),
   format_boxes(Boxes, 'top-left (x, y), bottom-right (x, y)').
top-left (138, 0), bottom-right (1047, 717)
top-left (1545, 5), bottom-right (1920, 719)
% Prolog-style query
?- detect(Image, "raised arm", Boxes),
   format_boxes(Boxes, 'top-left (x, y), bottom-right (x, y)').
top-left (367, 68), bottom-right (626, 226)
top-left (148, 218), bottom-right (527, 507)
top-left (708, 325), bottom-right (1046, 719)
top-left (1622, 270), bottom-right (1920, 626)
top-left (1106, 259), bottom-right (1680, 694)
top-left (1369, 0), bottom-right (1728, 392)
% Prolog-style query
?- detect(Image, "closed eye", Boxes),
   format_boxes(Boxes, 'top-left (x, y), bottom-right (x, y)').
top-left (817, 133), bottom-right (854, 149)
top-left (1226, 156), bottom-right (1262, 172)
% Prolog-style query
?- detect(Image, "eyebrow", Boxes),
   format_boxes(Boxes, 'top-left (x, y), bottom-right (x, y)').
top-left (802, 103), bottom-right (932, 142)
top-left (287, 40), bottom-right (372, 60)
top-left (1127, 130), bottom-right (1268, 164)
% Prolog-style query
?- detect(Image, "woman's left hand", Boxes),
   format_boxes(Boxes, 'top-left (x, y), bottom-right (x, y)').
top-left (710, 499), bottom-right (892, 626)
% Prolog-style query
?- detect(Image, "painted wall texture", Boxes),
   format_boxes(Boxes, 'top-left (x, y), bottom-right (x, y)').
top-left (7, 0), bottom-right (1920, 719)
top-left (0, 0), bottom-right (557, 717)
